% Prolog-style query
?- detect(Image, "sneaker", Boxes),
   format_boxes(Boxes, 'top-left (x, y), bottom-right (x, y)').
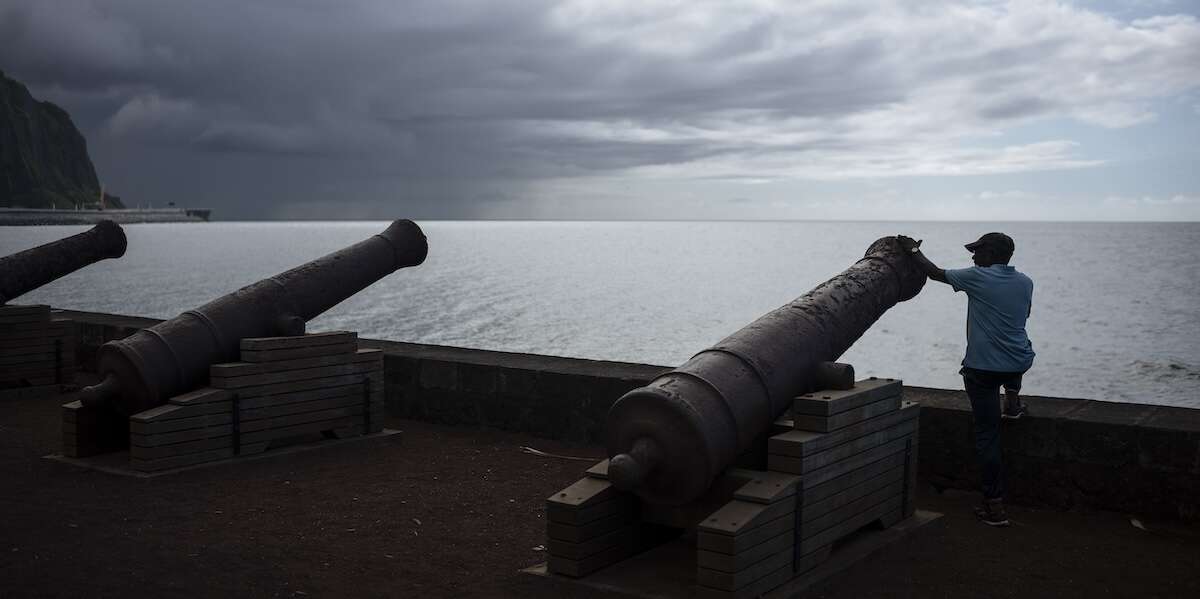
top-left (974, 499), bottom-right (1011, 527)
top-left (998, 398), bottom-right (1027, 422)
top-left (1002, 401), bottom-right (1027, 420)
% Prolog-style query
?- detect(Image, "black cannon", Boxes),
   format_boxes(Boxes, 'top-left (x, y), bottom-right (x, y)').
top-left (605, 237), bottom-right (926, 505)
top-left (80, 219), bottom-right (428, 415)
top-left (0, 220), bottom-right (127, 304)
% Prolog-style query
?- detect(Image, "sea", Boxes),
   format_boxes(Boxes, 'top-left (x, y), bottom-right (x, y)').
top-left (3, 221), bottom-right (1198, 408)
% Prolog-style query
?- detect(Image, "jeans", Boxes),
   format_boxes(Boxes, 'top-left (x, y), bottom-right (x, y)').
top-left (960, 366), bottom-right (1026, 500)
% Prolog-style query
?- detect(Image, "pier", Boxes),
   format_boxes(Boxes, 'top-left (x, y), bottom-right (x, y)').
top-left (0, 208), bottom-right (210, 226)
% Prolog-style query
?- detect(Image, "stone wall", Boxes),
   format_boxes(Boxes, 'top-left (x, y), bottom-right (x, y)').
top-left (57, 309), bottom-right (1200, 521)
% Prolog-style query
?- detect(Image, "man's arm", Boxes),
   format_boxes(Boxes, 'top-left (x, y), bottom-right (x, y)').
top-left (896, 235), bottom-right (947, 284)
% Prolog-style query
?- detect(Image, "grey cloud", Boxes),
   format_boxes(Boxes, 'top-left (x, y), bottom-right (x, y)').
top-left (0, 1), bottom-right (1197, 219)
top-left (978, 96), bottom-right (1058, 120)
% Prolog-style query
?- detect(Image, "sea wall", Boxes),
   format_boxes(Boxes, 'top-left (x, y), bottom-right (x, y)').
top-left (0, 208), bottom-right (209, 226)
top-left (57, 309), bottom-right (1200, 521)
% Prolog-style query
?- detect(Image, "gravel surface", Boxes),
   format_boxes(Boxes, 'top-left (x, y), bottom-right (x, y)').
top-left (2, 385), bottom-right (1197, 599)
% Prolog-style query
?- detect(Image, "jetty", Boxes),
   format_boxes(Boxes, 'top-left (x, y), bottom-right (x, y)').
top-left (0, 207), bottom-right (211, 226)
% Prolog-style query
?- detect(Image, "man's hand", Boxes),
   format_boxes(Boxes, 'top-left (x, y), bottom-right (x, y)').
top-left (897, 235), bottom-right (947, 284)
top-left (897, 235), bottom-right (922, 254)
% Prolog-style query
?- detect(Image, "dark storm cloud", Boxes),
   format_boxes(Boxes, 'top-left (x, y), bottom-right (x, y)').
top-left (0, 1), bottom-right (1197, 218)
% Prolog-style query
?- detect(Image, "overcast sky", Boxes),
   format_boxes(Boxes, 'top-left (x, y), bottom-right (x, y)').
top-left (2, 0), bottom-right (1198, 220)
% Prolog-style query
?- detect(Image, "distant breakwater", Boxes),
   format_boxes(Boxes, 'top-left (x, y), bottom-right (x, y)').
top-left (57, 308), bottom-right (1200, 522)
top-left (0, 208), bottom-right (210, 226)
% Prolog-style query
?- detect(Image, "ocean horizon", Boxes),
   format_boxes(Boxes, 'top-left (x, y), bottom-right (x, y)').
top-left (4, 219), bottom-right (1198, 408)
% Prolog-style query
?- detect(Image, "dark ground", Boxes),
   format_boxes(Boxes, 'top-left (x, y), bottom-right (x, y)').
top-left (1, 384), bottom-right (1198, 599)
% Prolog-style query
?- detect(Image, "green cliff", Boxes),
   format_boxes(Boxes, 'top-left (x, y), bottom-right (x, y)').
top-left (0, 70), bottom-right (123, 209)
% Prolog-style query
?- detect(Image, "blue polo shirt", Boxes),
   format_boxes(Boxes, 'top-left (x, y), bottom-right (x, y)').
top-left (944, 265), bottom-right (1035, 373)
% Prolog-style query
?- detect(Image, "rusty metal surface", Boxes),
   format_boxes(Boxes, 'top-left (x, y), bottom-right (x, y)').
top-left (80, 219), bottom-right (427, 415)
top-left (0, 220), bottom-right (127, 304)
top-left (605, 236), bottom-right (926, 505)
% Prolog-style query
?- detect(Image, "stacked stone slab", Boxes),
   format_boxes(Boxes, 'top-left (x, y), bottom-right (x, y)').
top-left (695, 470), bottom-right (802, 598)
top-left (545, 460), bottom-right (642, 577)
top-left (543, 377), bottom-right (919, 599)
top-left (1, 304), bottom-right (74, 400)
top-left (770, 380), bottom-right (918, 558)
top-left (60, 331), bottom-right (383, 470)
top-left (125, 332), bottom-right (383, 472)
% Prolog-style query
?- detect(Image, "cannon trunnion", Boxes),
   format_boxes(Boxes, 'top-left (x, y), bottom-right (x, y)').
top-left (0, 220), bottom-right (127, 304)
top-left (605, 237), bottom-right (926, 506)
top-left (80, 219), bottom-right (428, 416)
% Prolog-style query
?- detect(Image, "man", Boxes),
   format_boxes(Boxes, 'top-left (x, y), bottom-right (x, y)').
top-left (897, 232), bottom-right (1035, 527)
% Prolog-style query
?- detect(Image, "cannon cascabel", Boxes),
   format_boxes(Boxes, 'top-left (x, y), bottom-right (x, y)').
top-left (605, 236), bottom-right (926, 505)
top-left (0, 220), bottom-right (127, 304)
top-left (79, 219), bottom-right (428, 415)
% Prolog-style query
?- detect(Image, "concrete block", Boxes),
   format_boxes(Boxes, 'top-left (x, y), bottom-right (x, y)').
top-left (730, 470), bottom-right (800, 505)
top-left (239, 331), bottom-right (356, 351)
top-left (210, 350), bottom-right (364, 378)
top-left (770, 401), bottom-right (918, 458)
top-left (0, 320), bottom-right (70, 337)
top-left (548, 477), bottom-right (623, 509)
top-left (586, 459), bottom-right (610, 480)
top-left (698, 498), bottom-right (794, 536)
top-left (799, 495), bottom-right (901, 555)
top-left (239, 383), bottom-right (372, 410)
top-left (696, 547), bottom-right (791, 591)
top-left (694, 562), bottom-right (794, 599)
top-left (793, 395), bottom-right (900, 433)
top-left (0, 383), bottom-right (59, 401)
top-left (548, 541), bottom-right (636, 578)
top-left (130, 412), bottom-right (234, 435)
top-left (170, 388), bottom-right (235, 405)
top-left (547, 511), bottom-right (633, 544)
top-left (793, 378), bottom-right (903, 416)
top-left (789, 418), bottom-right (916, 473)
top-left (697, 528), bottom-right (793, 572)
top-left (771, 434), bottom-right (915, 487)
top-left (217, 371), bottom-right (381, 400)
top-left (0, 307), bottom-right (50, 326)
top-left (209, 352), bottom-right (380, 388)
top-left (547, 525), bottom-right (637, 560)
top-left (803, 480), bottom-right (903, 537)
top-left (0, 334), bottom-right (69, 352)
top-left (547, 497), bottom-right (635, 526)
top-left (698, 512), bottom-right (794, 555)
top-left (802, 462), bottom-right (904, 524)
top-left (793, 544), bottom-right (833, 575)
top-left (239, 342), bottom-right (357, 363)
top-left (0, 304), bottom-right (51, 317)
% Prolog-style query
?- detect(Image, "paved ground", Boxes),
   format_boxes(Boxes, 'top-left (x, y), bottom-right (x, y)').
top-left (1, 385), bottom-right (1197, 599)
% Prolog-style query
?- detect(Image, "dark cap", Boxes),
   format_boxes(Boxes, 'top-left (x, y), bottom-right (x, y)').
top-left (964, 232), bottom-right (1014, 254)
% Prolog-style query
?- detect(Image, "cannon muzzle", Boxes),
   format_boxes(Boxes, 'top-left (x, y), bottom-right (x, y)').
top-left (606, 236), bottom-right (926, 505)
top-left (80, 219), bottom-right (428, 415)
top-left (0, 220), bottom-right (127, 304)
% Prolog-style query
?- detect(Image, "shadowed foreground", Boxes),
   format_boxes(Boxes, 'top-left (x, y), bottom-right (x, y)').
top-left (1, 384), bottom-right (1197, 599)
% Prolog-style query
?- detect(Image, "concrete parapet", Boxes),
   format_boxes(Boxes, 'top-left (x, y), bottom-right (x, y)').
top-left (56, 309), bottom-right (1200, 521)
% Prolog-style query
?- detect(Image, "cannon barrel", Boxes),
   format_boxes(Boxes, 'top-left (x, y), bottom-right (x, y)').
top-left (0, 220), bottom-right (127, 304)
top-left (605, 236), bottom-right (927, 505)
top-left (80, 219), bottom-right (428, 415)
